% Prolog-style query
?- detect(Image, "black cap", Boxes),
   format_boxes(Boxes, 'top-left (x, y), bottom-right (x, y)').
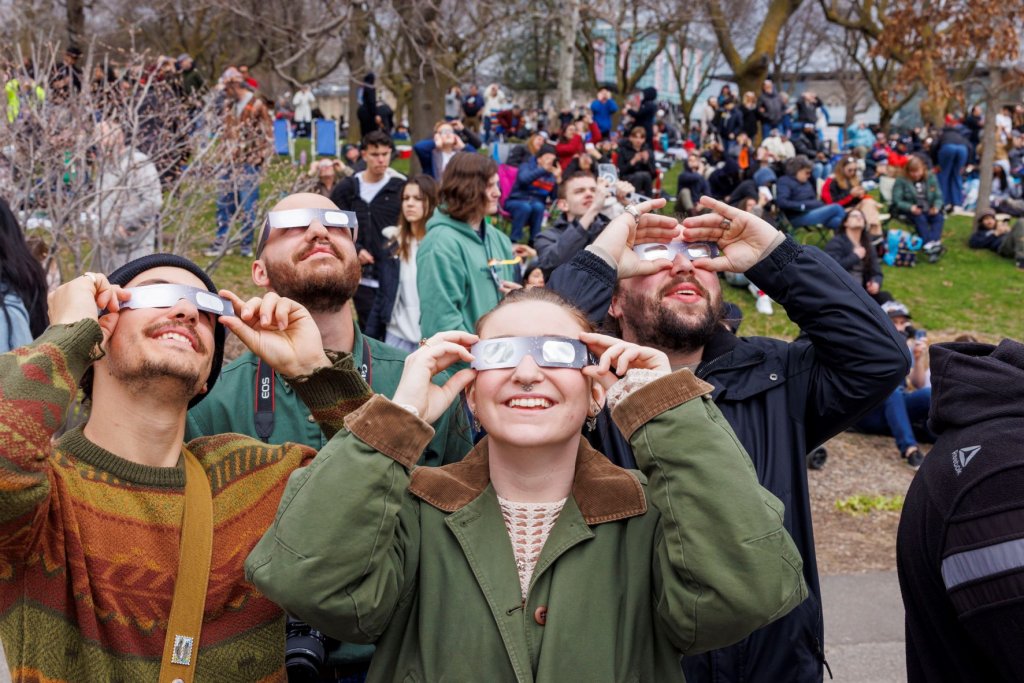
top-left (538, 144), bottom-right (557, 158)
top-left (108, 253), bottom-right (226, 407)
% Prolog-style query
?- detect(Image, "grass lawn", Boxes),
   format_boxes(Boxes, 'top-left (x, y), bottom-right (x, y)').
top-left (195, 150), bottom-right (1023, 344)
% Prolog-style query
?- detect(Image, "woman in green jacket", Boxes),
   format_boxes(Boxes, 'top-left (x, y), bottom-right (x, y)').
top-left (891, 155), bottom-right (946, 257)
top-left (416, 152), bottom-right (520, 337)
top-left (247, 202), bottom-right (807, 682)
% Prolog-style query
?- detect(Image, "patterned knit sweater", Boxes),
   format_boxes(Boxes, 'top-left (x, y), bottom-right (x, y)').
top-left (0, 321), bottom-right (372, 682)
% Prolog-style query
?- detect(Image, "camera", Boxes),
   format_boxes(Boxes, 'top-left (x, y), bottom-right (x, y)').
top-left (904, 325), bottom-right (926, 340)
top-left (285, 615), bottom-right (328, 682)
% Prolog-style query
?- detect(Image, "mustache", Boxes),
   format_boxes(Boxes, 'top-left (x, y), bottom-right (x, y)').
top-left (295, 240), bottom-right (343, 262)
top-left (660, 275), bottom-right (709, 300)
top-left (143, 322), bottom-right (208, 353)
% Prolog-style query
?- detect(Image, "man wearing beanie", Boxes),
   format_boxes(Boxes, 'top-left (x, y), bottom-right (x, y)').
top-left (0, 253), bottom-right (373, 681)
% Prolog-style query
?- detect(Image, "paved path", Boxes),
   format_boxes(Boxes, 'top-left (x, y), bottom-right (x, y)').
top-left (822, 571), bottom-right (906, 683)
top-left (0, 571), bottom-right (909, 683)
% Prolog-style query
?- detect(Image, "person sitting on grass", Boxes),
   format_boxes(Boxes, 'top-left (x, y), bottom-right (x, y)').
top-left (968, 209), bottom-right (1024, 270)
top-left (891, 155), bottom-right (946, 260)
top-left (854, 301), bottom-right (934, 468)
top-left (824, 209), bottom-right (891, 304)
top-left (822, 156), bottom-right (883, 237)
top-left (775, 155), bottom-right (845, 231)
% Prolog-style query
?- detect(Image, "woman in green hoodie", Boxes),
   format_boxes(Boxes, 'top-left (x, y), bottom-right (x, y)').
top-left (417, 153), bottom-right (521, 337)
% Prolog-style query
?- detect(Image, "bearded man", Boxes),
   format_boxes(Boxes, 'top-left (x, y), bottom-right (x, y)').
top-left (547, 195), bottom-right (910, 683)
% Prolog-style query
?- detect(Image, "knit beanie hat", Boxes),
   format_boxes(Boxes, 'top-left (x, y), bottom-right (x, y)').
top-left (108, 253), bottom-right (226, 407)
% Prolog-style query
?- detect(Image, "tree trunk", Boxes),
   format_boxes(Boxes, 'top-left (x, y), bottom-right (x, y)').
top-left (401, 1), bottom-right (445, 171)
top-left (976, 69), bottom-right (1001, 215)
top-left (66, 0), bottom-right (85, 48)
top-left (344, 5), bottom-right (368, 142)
top-left (555, 0), bottom-right (580, 112)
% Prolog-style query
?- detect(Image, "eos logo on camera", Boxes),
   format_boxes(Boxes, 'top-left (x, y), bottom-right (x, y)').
top-left (260, 377), bottom-right (272, 400)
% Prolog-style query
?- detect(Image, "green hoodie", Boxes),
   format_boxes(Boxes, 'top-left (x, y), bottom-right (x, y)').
top-left (417, 208), bottom-right (518, 336)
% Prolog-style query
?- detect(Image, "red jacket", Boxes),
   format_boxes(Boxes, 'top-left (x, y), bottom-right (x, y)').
top-left (556, 135), bottom-right (584, 171)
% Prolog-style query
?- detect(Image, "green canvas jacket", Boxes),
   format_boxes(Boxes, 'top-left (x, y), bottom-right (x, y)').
top-left (416, 209), bottom-right (518, 337)
top-left (185, 324), bottom-right (471, 467)
top-left (247, 369), bottom-right (807, 682)
top-left (891, 174), bottom-right (944, 216)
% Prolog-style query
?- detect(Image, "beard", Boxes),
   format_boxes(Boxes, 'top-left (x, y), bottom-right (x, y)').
top-left (263, 240), bottom-right (360, 313)
top-left (105, 322), bottom-right (209, 403)
top-left (615, 277), bottom-right (724, 355)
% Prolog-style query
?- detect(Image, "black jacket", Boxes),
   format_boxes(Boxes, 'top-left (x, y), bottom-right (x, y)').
top-left (824, 231), bottom-right (883, 288)
top-left (897, 340), bottom-right (1024, 683)
top-left (534, 213), bottom-right (610, 277)
top-left (329, 173), bottom-right (406, 283)
top-left (550, 238), bottom-right (910, 683)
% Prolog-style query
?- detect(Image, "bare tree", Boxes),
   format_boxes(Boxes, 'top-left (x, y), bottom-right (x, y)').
top-left (0, 44), bottom-right (303, 278)
top-left (665, 25), bottom-right (722, 129)
top-left (575, 0), bottom-right (686, 99)
top-left (705, 0), bottom-right (806, 96)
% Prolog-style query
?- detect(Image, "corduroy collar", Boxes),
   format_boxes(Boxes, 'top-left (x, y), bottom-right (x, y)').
top-left (409, 438), bottom-right (647, 525)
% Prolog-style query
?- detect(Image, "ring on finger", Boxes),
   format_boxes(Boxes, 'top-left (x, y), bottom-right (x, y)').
top-left (419, 338), bottom-right (430, 348)
top-left (719, 218), bottom-right (732, 230)
top-left (623, 204), bottom-right (641, 224)
top-left (84, 272), bottom-right (98, 284)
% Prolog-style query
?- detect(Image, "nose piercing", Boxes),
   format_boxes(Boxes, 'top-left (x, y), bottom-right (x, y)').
top-left (521, 383), bottom-right (534, 392)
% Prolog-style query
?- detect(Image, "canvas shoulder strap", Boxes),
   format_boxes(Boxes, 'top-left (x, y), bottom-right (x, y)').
top-left (159, 449), bottom-right (214, 683)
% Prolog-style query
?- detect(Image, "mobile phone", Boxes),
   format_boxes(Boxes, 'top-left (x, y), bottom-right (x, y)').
top-left (915, 330), bottom-right (927, 341)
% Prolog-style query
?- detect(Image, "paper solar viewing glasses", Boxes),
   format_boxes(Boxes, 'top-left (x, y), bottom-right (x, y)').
top-left (116, 284), bottom-right (234, 318)
top-left (632, 242), bottom-right (720, 261)
top-left (469, 336), bottom-right (595, 371)
top-left (255, 208), bottom-right (359, 257)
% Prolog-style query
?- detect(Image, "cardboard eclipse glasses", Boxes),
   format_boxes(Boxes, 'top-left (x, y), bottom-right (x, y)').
top-left (633, 242), bottom-right (719, 261)
top-left (255, 208), bottom-right (359, 257)
top-left (470, 336), bottom-right (595, 371)
top-left (119, 284), bottom-right (234, 318)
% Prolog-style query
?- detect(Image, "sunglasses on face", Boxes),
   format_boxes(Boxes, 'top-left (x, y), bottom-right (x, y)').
top-left (255, 208), bottom-right (358, 257)
top-left (470, 336), bottom-right (595, 371)
top-left (632, 242), bottom-right (720, 261)
top-left (119, 284), bottom-right (234, 318)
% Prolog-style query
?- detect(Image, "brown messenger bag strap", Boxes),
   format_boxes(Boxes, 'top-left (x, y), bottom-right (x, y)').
top-left (158, 449), bottom-right (214, 683)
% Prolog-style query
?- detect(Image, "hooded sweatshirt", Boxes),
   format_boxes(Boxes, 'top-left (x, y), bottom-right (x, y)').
top-left (416, 209), bottom-right (518, 336)
top-left (897, 339), bottom-right (1024, 683)
top-left (629, 87), bottom-right (658, 140)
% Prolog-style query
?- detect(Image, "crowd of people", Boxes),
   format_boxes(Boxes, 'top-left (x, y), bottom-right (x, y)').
top-left (1, 49), bottom-right (1023, 683)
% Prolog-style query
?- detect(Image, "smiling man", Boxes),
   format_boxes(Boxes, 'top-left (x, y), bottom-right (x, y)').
top-left (0, 253), bottom-right (374, 681)
top-left (549, 196), bottom-right (911, 683)
top-left (185, 193), bottom-right (471, 680)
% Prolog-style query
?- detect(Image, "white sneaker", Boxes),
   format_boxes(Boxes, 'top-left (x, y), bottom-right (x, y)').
top-left (756, 295), bottom-right (774, 315)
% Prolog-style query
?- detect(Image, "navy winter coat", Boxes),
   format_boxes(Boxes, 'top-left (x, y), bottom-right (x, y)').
top-left (549, 239), bottom-right (910, 683)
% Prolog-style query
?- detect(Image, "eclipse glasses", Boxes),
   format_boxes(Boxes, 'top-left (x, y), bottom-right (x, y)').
top-left (255, 208), bottom-right (359, 257)
top-left (119, 284), bottom-right (234, 318)
top-left (470, 336), bottom-right (595, 371)
top-left (632, 242), bottom-right (719, 261)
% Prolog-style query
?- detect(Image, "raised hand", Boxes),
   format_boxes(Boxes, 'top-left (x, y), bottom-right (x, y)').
top-left (218, 290), bottom-right (330, 378)
top-left (48, 273), bottom-right (131, 341)
top-left (680, 196), bottom-right (783, 273)
top-left (579, 331), bottom-right (670, 390)
top-left (591, 197), bottom-right (679, 280)
top-left (391, 331), bottom-right (478, 424)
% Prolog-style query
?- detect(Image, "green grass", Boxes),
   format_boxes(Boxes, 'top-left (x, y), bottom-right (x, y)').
top-left (835, 493), bottom-right (905, 515)
top-left (194, 153), bottom-right (1023, 344)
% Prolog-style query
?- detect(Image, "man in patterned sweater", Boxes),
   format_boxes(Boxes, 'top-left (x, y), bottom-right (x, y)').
top-left (0, 253), bottom-right (369, 682)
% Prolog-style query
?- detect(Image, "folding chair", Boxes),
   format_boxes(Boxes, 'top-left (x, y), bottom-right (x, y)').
top-left (770, 183), bottom-right (832, 247)
top-left (313, 119), bottom-right (339, 157)
top-left (273, 118), bottom-right (294, 161)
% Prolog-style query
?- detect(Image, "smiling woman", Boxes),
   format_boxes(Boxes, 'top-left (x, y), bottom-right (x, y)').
top-left (246, 239), bottom-right (809, 681)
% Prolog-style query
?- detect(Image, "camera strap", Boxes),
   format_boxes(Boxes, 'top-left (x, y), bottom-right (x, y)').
top-left (158, 449), bottom-right (213, 683)
top-left (254, 338), bottom-right (373, 442)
